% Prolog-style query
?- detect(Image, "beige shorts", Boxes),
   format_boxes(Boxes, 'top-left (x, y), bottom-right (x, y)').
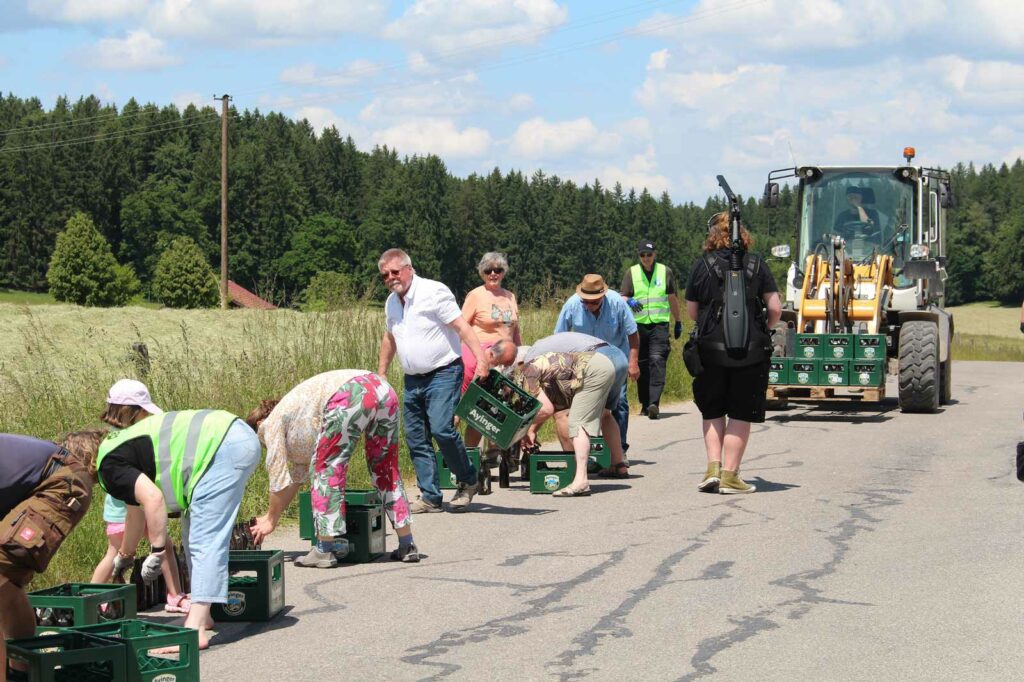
top-left (567, 352), bottom-right (615, 439)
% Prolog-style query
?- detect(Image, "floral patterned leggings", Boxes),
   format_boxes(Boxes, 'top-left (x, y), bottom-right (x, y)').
top-left (310, 373), bottom-right (412, 538)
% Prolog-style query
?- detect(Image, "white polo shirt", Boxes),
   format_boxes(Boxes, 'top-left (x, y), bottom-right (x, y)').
top-left (385, 275), bottom-right (462, 375)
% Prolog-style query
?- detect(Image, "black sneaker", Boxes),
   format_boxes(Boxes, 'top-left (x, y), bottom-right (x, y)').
top-left (647, 404), bottom-right (660, 420)
top-left (391, 542), bottom-right (420, 563)
top-left (640, 405), bottom-right (649, 416)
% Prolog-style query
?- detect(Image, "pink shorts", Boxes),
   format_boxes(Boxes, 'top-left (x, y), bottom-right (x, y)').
top-left (461, 341), bottom-right (496, 393)
top-left (106, 522), bottom-right (126, 537)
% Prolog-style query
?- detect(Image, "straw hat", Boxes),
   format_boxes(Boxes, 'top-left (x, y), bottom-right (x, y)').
top-left (575, 274), bottom-right (608, 301)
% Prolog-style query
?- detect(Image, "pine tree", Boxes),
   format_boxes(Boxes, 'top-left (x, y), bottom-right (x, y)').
top-left (151, 236), bottom-right (219, 308)
top-left (47, 211), bottom-right (140, 306)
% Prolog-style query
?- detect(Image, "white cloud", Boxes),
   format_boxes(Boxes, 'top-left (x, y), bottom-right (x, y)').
top-left (647, 48), bottom-right (669, 71)
top-left (507, 93), bottom-right (534, 111)
top-left (279, 59), bottom-right (381, 88)
top-left (383, 0), bottom-right (569, 60)
top-left (171, 91), bottom-right (206, 110)
top-left (371, 118), bottom-right (491, 158)
top-left (567, 145), bottom-right (672, 195)
top-left (511, 116), bottom-right (600, 158)
top-left (94, 82), bottom-right (115, 104)
top-left (145, 0), bottom-right (388, 43)
top-left (81, 30), bottom-right (180, 71)
top-left (29, 0), bottom-right (144, 22)
top-left (293, 106), bottom-right (367, 142)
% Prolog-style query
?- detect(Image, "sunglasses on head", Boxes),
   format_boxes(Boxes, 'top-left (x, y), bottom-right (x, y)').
top-left (483, 267), bottom-right (505, 275)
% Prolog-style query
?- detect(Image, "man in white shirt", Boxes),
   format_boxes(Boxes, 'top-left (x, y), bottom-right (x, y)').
top-left (377, 248), bottom-right (489, 513)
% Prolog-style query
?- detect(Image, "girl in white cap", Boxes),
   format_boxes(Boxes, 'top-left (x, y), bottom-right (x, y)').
top-left (89, 380), bottom-right (189, 613)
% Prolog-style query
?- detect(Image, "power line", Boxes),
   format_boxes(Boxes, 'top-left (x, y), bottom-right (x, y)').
top-left (0, 101), bottom-right (219, 139)
top-left (0, 113), bottom-right (219, 154)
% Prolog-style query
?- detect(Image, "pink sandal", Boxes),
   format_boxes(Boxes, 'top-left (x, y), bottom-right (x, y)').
top-left (164, 594), bottom-right (192, 614)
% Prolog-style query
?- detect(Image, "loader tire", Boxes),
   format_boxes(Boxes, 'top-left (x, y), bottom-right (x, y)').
top-left (898, 320), bottom-right (939, 413)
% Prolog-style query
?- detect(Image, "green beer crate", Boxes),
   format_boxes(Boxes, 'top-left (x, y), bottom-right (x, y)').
top-left (30, 584), bottom-right (136, 629)
top-left (768, 358), bottom-right (788, 384)
top-left (588, 437), bottom-right (610, 471)
top-left (5, 631), bottom-right (128, 682)
top-left (297, 491), bottom-right (386, 563)
top-left (851, 359), bottom-right (884, 387)
top-left (529, 453), bottom-right (577, 494)
top-left (71, 620), bottom-right (199, 682)
top-left (211, 550), bottom-right (285, 622)
top-left (820, 360), bottom-right (849, 386)
top-left (789, 360), bottom-right (819, 386)
top-left (824, 334), bottom-right (853, 359)
top-left (795, 334), bottom-right (823, 359)
top-left (855, 334), bottom-right (886, 359)
top-left (455, 369), bottom-right (541, 449)
top-left (436, 447), bottom-right (481, 490)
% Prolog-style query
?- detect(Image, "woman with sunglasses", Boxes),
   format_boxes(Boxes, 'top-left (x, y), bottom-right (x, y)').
top-left (460, 253), bottom-right (522, 449)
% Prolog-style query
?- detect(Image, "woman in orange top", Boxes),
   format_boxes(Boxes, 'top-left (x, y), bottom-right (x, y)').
top-left (461, 252), bottom-right (522, 447)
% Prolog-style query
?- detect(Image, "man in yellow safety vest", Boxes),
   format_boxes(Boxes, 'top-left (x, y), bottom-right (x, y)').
top-left (620, 239), bottom-right (683, 419)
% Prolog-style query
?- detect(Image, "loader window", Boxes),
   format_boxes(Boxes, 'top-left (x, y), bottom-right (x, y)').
top-left (799, 170), bottom-right (916, 286)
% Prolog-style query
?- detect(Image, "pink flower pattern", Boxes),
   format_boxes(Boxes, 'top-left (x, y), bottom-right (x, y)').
top-left (309, 372), bottom-right (412, 537)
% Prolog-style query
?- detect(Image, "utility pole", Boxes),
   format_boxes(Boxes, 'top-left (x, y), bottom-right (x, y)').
top-left (218, 94), bottom-right (231, 309)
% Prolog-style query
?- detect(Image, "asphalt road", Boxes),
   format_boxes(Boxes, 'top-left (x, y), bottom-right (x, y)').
top-left (163, 360), bottom-right (1023, 681)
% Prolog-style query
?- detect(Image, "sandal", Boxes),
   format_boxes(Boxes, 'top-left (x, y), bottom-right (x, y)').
top-left (597, 462), bottom-right (630, 479)
top-left (553, 485), bottom-right (591, 497)
top-left (164, 594), bottom-right (192, 614)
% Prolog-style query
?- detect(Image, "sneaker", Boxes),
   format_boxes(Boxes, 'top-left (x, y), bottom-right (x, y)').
top-left (294, 546), bottom-right (338, 568)
top-left (640, 405), bottom-right (649, 416)
top-left (409, 497), bottom-right (443, 514)
top-left (698, 461), bottom-right (721, 493)
top-left (647, 404), bottom-right (660, 420)
top-left (719, 469), bottom-right (756, 494)
top-left (390, 542), bottom-right (421, 563)
top-left (447, 481), bottom-right (479, 512)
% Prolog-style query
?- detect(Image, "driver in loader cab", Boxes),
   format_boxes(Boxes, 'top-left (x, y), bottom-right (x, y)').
top-left (833, 186), bottom-right (880, 238)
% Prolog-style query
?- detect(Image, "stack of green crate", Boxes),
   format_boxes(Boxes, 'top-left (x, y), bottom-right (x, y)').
top-left (298, 489), bottom-right (386, 563)
top-left (820, 360), bottom-right (848, 386)
top-left (795, 334), bottom-right (823, 359)
top-left (71, 620), bottom-right (199, 682)
top-left (768, 358), bottom-right (789, 384)
top-left (854, 334), bottom-right (886, 360)
top-left (211, 550), bottom-right (285, 622)
top-left (455, 369), bottom-right (541, 449)
top-left (824, 334), bottom-right (852, 359)
top-left (5, 631), bottom-right (128, 682)
top-left (529, 453), bottom-right (576, 494)
top-left (789, 360), bottom-right (818, 385)
top-left (29, 584), bottom-right (136, 631)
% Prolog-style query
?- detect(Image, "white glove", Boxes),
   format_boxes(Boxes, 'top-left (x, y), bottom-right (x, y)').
top-left (141, 551), bottom-right (164, 583)
top-left (112, 553), bottom-right (134, 583)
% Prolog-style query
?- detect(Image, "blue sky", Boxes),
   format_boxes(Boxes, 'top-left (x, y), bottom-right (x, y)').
top-left (2, 0), bottom-right (1023, 202)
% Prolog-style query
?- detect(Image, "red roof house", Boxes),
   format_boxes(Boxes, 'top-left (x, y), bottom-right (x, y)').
top-left (227, 280), bottom-right (277, 310)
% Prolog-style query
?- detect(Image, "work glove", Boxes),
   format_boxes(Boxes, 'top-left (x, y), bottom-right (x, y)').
top-left (674, 321), bottom-right (683, 339)
top-left (112, 552), bottom-right (134, 583)
top-left (626, 298), bottom-right (643, 313)
top-left (140, 551), bottom-right (165, 583)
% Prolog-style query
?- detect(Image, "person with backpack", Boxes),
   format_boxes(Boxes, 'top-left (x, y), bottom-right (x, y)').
top-left (685, 212), bottom-right (781, 494)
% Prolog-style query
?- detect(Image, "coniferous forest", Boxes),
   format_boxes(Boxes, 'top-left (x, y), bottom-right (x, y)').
top-left (1, 94), bottom-right (1022, 306)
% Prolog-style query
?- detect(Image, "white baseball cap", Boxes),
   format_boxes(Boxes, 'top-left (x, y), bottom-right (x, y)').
top-left (106, 379), bottom-right (162, 414)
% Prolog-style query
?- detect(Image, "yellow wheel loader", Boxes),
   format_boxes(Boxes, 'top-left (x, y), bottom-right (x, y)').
top-left (762, 148), bottom-right (953, 412)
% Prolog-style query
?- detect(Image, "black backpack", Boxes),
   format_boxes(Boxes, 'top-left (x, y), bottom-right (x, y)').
top-left (696, 251), bottom-right (772, 368)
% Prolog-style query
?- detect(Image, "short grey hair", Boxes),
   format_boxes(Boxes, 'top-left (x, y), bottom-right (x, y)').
top-left (378, 248), bottom-right (412, 271)
top-left (477, 252), bottom-right (509, 275)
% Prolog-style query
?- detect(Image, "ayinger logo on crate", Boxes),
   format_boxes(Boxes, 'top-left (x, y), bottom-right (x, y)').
top-left (223, 591), bottom-right (247, 616)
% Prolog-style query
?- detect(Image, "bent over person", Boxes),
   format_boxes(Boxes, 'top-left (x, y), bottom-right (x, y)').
top-left (246, 370), bottom-right (419, 566)
top-left (1, 430), bottom-right (101, 673)
top-left (95, 410), bottom-right (261, 649)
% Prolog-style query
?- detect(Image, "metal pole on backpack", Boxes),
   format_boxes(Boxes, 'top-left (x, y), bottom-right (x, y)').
top-left (715, 174), bottom-right (750, 353)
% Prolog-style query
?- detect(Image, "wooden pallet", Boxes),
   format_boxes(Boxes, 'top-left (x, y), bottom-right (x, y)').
top-left (767, 385), bottom-right (884, 402)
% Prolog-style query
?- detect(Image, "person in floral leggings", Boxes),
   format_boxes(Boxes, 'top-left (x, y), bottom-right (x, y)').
top-left (247, 370), bottom-right (419, 568)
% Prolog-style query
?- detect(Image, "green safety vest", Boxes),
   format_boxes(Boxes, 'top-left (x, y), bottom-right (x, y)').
top-left (96, 410), bottom-right (237, 514)
top-left (630, 263), bottom-right (671, 324)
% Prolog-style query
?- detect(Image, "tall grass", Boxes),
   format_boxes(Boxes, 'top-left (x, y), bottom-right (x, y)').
top-left (1, 302), bottom-right (696, 589)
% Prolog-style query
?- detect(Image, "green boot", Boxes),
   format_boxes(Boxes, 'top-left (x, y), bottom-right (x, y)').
top-left (719, 469), bottom-right (756, 494)
top-left (698, 461), bottom-right (721, 492)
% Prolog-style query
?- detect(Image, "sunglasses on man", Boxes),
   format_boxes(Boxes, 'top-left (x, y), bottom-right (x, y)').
top-left (380, 265), bottom-right (409, 280)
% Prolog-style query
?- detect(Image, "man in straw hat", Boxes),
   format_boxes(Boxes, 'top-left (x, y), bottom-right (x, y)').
top-left (554, 274), bottom-right (639, 458)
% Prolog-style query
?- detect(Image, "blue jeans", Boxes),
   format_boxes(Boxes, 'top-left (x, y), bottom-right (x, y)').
top-left (594, 345), bottom-right (629, 451)
top-left (182, 420), bottom-right (261, 604)
top-left (404, 360), bottom-right (477, 506)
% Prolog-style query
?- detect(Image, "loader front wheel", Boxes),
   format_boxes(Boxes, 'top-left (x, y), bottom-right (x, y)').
top-left (898, 320), bottom-right (940, 413)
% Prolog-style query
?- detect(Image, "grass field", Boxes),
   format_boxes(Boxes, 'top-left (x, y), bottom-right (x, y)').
top-left (0, 300), bottom-right (694, 589)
